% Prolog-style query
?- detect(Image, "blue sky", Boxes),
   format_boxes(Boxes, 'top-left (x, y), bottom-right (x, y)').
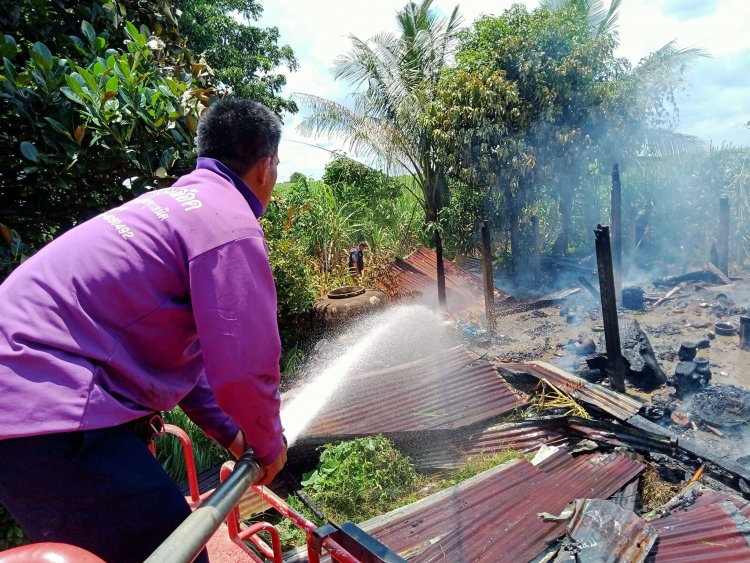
top-left (258, 0), bottom-right (750, 181)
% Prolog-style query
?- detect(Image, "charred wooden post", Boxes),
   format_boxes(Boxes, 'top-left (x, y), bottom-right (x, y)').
top-left (595, 225), bottom-right (626, 392)
top-left (531, 215), bottom-right (541, 284)
top-left (435, 229), bottom-right (447, 309)
top-left (740, 316), bottom-right (750, 351)
top-left (481, 219), bottom-right (496, 335)
top-left (719, 195), bottom-right (730, 276)
top-left (610, 164), bottom-right (622, 301)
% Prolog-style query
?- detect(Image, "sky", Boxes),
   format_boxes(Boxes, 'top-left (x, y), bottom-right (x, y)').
top-left (257, 0), bottom-right (750, 181)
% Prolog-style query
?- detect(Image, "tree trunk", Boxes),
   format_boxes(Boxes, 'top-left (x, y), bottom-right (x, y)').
top-left (425, 166), bottom-right (447, 309)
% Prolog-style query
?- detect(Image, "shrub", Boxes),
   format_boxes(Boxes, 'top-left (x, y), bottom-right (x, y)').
top-left (301, 436), bottom-right (421, 524)
top-left (0, 504), bottom-right (28, 550)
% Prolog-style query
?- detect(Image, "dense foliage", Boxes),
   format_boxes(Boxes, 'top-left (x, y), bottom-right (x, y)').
top-left (175, 0), bottom-right (298, 115)
top-left (0, 1), bottom-right (209, 256)
top-left (300, 436), bottom-right (422, 523)
top-left (0, 0), bottom-right (297, 265)
top-left (429, 0), bottom-right (706, 276)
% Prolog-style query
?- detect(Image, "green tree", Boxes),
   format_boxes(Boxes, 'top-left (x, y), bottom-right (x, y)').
top-left (0, 15), bottom-right (210, 252)
top-left (175, 0), bottom-right (297, 115)
top-left (295, 0), bottom-right (460, 307)
top-left (431, 0), bottom-right (705, 270)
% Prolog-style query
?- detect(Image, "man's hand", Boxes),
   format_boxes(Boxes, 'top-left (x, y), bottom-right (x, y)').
top-left (256, 442), bottom-right (287, 486)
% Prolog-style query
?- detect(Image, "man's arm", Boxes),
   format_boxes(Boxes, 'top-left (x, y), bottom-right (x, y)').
top-left (188, 236), bottom-right (284, 471)
top-left (178, 372), bottom-right (240, 450)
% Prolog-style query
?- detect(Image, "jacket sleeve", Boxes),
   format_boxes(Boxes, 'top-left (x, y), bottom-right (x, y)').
top-left (188, 235), bottom-right (283, 466)
top-left (178, 372), bottom-right (241, 449)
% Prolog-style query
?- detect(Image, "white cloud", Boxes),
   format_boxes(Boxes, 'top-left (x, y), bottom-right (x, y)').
top-left (258, 0), bottom-right (749, 180)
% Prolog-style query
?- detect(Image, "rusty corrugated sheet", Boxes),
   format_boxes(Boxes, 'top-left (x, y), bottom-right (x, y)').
top-left (691, 489), bottom-right (750, 520)
top-left (383, 247), bottom-right (497, 310)
top-left (498, 360), bottom-right (643, 421)
top-left (406, 419), bottom-right (570, 471)
top-left (298, 346), bottom-right (523, 439)
top-left (358, 450), bottom-right (643, 562)
top-left (646, 501), bottom-right (750, 561)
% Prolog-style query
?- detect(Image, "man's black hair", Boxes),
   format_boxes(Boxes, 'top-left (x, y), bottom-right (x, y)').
top-left (197, 99), bottom-right (282, 176)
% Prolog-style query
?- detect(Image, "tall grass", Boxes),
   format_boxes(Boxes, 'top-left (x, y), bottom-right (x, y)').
top-left (156, 407), bottom-right (230, 483)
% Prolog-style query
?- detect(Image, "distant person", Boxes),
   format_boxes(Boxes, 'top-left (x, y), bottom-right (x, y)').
top-left (0, 99), bottom-right (287, 562)
top-left (348, 241), bottom-right (368, 278)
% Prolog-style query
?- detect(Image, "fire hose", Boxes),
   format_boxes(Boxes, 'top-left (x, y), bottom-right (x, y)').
top-left (144, 449), bottom-right (406, 563)
top-left (144, 450), bottom-right (262, 563)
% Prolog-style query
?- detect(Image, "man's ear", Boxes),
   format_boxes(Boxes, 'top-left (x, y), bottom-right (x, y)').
top-left (246, 156), bottom-right (271, 189)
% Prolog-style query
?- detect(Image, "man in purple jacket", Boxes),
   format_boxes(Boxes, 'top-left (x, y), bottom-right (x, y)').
top-left (0, 99), bottom-right (286, 561)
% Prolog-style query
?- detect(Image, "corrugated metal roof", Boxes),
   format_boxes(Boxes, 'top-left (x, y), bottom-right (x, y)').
top-left (498, 361), bottom-right (643, 421)
top-left (357, 450), bottom-right (643, 562)
top-left (298, 346), bottom-right (524, 440)
top-left (405, 419), bottom-right (570, 471)
top-left (691, 489), bottom-right (750, 520)
top-left (382, 247), bottom-right (497, 311)
top-left (646, 501), bottom-right (750, 561)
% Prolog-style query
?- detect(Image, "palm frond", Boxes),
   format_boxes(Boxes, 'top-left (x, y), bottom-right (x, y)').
top-left (635, 40), bottom-right (710, 82)
top-left (540, 0), bottom-right (621, 36)
top-left (293, 93), bottom-right (420, 179)
top-left (641, 128), bottom-right (707, 158)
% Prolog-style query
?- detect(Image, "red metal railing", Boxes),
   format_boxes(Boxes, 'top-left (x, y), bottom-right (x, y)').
top-left (0, 425), bottom-right (374, 563)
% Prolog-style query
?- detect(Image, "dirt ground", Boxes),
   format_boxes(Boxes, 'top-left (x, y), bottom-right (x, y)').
top-left (475, 277), bottom-right (750, 387)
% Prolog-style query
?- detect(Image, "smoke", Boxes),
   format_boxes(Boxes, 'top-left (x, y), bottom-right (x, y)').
top-left (281, 304), bottom-right (459, 444)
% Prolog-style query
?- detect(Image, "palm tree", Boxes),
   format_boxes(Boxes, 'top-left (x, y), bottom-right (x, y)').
top-left (295, 0), bottom-right (460, 307)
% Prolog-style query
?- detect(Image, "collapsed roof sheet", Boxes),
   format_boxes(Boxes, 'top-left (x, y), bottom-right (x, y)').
top-left (359, 450), bottom-right (643, 562)
top-left (383, 246), bottom-right (493, 310)
top-left (646, 501), bottom-right (750, 561)
top-left (404, 415), bottom-right (675, 472)
top-left (499, 360), bottom-right (643, 421)
top-left (404, 418), bottom-right (570, 471)
top-left (297, 346), bottom-right (524, 440)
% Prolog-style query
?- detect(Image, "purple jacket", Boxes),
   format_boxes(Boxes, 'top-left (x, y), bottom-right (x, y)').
top-left (0, 158), bottom-right (283, 465)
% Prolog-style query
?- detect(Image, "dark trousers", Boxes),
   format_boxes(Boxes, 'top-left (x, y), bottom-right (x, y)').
top-left (0, 425), bottom-right (208, 563)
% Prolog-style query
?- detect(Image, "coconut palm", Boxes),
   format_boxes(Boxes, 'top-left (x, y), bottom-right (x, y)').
top-left (295, 0), bottom-right (460, 307)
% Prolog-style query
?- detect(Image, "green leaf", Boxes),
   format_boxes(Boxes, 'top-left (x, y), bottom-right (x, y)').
top-left (43, 117), bottom-right (74, 140)
top-left (60, 86), bottom-right (87, 106)
top-left (81, 20), bottom-right (96, 46)
top-left (75, 67), bottom-right (98, 94)
top-left (125, 21), bottom-right (146, 48)
top-left (0, 35), bottom-right (17, 60)
top-left (105, 75), bottom-right (119, 92)
top-left (64, 74), bottom-right (85, 95)
top-left (3, 57), bottom-right (17, 82)
top-left (20, 141), bottom-right (39, 162)
top-left (29, 42), bottom-right (53, 73)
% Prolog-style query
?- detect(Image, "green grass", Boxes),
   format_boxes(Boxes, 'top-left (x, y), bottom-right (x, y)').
top-left (156, 407), bottom-right (231, 483)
